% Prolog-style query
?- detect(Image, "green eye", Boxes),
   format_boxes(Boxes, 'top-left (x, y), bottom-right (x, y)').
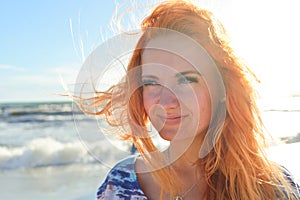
top-left (178, 76), bottom-right (199, 84)
top-left (142, 79), bottom-right (159, 86)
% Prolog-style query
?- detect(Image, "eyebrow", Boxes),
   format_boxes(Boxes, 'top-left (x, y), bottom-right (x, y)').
top-left (175, 71), bottom-right (202, 77)
top-left (141, 75), bottom-right (158, 80)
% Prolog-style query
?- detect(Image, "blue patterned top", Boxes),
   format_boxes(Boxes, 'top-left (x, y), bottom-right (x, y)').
top-left (97, 155), bottom-right (147, 200)
top-left (97, 155), bottom-right (300, 200)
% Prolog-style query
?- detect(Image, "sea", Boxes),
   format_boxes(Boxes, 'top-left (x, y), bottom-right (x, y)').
top-left (0, 97), bottom-right (300, 199)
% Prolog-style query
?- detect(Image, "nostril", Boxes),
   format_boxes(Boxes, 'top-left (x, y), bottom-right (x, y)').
top-left (148, 104), bottom-right (167, 117)
top-left (158, 87), bottom-right (179, 108)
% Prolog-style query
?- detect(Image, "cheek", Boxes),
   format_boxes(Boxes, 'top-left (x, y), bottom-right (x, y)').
top-left (197, 92), bottom-right (212, 122)
top-left (142, 90), bottom-right (156, 115)
top-left (175, 87), bottom-right (209, 111)
top-left (182, 86), bottom-right (211, 121)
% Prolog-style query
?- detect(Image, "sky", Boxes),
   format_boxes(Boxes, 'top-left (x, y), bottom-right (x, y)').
top-left (0, 0), bottom-right (118, 102)
top-left (0, 0), bottom-right (300, 102)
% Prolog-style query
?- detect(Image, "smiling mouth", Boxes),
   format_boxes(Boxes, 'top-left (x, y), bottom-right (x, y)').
top-left (158, 115), bottom-right (188, 125)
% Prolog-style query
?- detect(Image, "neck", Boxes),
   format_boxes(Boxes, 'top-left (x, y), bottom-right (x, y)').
top-left (167, 135), bottom-right (202, 173)
top-left (166, 136), bottom-right (205, 199)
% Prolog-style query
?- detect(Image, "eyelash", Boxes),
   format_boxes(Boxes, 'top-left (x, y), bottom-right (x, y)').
top-left (142, 80), bottom-right (160, 86)
top-left (178, 76), bottom-right (199, 84)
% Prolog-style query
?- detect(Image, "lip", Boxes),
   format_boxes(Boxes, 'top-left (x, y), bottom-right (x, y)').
top-left (158, 114), bottom-right (188, 125)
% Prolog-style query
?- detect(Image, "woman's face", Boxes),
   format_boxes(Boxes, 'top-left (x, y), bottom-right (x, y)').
top-left (141, 35), bottom-right (212, 141)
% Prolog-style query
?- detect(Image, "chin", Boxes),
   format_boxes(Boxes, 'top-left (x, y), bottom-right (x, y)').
top-left (157, 130), bottom-right (194, 141)
top-left (157, 125), bottom-right (209, 142)
top-left (157, 130), bottom-right (176, 141)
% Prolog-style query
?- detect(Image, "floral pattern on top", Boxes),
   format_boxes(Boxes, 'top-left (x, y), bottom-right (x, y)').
top-left (97, 155), bottom-right (300, 200)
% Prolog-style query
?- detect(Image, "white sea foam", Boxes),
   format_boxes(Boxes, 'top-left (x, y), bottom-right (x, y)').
top-left (1, 99), bottom-right (300, 183)
top-left (0, 137), bottom-right (130, 169)
top-left (0, 138), bottom-right (87, 169)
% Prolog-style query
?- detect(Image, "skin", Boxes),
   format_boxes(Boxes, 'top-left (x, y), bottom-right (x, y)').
top-left (135, 34), bottom-right (214, 199)
top-left (142, 51), bottom-right (211, 142)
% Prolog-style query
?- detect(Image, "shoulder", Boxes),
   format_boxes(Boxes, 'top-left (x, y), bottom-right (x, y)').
top-left (97, 155), bottom-right (147, 200)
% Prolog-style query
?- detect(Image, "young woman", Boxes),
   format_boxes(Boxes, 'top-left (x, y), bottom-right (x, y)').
top-left (78, 0), bottom-right (300, 199)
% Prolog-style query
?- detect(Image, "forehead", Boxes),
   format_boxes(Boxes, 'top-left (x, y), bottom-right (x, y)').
top-left (142, 50), bottom-right (195, 74)
top-left (141, 34), bottom-right (213, 74)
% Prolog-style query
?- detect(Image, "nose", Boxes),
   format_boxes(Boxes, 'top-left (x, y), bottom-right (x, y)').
top-left (158, 86), bottom-right (179, 109)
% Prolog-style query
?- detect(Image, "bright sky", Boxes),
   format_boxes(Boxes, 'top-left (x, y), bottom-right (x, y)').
top-left (0, 0), bottom-right (117, 102)
top-left (0, 0), bottom-right (299, 102)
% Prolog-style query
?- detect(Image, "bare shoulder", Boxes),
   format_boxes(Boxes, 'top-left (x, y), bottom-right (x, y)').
top-left (135, 156), bottom-right (160, 199)
top-left (135, 156), bottom-right (151, 184)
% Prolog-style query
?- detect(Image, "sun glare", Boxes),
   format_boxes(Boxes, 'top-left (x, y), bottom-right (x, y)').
top-left (214, 0), bottom-right (300, 98)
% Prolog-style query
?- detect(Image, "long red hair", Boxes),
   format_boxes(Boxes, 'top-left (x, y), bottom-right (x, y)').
top-left (79, 0), bottom-right (298, 199)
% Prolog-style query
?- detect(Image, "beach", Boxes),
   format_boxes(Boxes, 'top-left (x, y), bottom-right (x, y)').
top-left (0, 98), bottom-right (299, 199)
top-left (0, 164), bottom-right (102, 200)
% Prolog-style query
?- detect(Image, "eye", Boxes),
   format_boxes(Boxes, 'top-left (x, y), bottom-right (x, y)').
top-left (142, 79), bottom-right (160, 86)
top-left (178, 76), bottom-right (199, 84)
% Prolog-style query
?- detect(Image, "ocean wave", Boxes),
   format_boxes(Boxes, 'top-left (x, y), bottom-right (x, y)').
top-left (7, 110), bottom-right (77, 116)
top-left (0, 138), bottom-right (89, 169)
top-left (0, 102), bottom-right (78, 116)
top-left (4, 116), bottom-right (86, 124)
top-left (0, 102), bottom-right (95, 124)
top-left (0, 137), bottom-right (128, 170)
top-left (0, 109), bottom-right (82, 118)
